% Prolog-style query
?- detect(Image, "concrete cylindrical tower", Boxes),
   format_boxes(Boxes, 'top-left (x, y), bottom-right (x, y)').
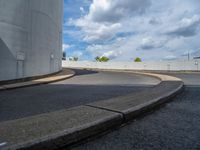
top-left (0, 0), bottom-right (63, 81)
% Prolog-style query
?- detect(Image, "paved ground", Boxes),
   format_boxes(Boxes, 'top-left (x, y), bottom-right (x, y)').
top-left (0, 69), bottom-right (159, 122)
top-left (165, 73), bottom-right (200, 86)
top-left (72, 73), bottom-right (200, 150)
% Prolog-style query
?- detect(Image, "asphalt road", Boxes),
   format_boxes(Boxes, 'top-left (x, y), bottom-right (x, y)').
top-left (165, 73), bottom-right (200, 86)
top-left (72, 73), bottom-right (200, 150)
top-left (0, 69), bottom-right (159, 122)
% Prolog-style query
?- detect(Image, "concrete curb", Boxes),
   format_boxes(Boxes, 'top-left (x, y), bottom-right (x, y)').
top-left (86, 70), bottom-right (184, 122)
top-left (115, 81), bottom-right (183, 121)
top-left (0, 106), bottom-right (123, 150)
top-left (0, 69), bottom-right (75, 91)
top-left (0, 70), bottom-right (184, 150)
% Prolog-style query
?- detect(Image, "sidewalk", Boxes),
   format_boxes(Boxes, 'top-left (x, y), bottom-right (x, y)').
top-left (0, 69), bottom-right (75, 91)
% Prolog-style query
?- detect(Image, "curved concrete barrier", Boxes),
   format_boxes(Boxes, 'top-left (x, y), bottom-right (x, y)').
top-left (132, 71), bottom-right (182, 81)
top-left (0, 70), bottom-right (184, 150)
top-left (0, 69), bottom-right (75, 91)
top-left (87, 70), bottom-right (184, 121)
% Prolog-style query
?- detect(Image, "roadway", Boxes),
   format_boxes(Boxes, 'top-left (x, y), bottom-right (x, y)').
top-left (0, 69), bottom-right (159, 122)
top-left (72, 72), bottom-right (200, 150)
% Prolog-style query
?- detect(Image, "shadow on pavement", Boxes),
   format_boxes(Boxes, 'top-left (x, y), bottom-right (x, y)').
top-left (72, 69), bottom-right (98, 76)
top-left (0, 83), bottom-right (151, 122)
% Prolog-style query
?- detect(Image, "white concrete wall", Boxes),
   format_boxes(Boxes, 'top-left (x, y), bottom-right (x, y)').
top-left (62, 60), bottom-right (200, 71)
top-left (0, 0), bottom-right (63, 81)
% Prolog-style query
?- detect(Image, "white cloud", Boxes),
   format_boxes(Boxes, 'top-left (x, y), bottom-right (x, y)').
top-left (192, 49), bottom-right (200, 57)
top-left (62, 44), bottom-right (70, 52)
top-left (67, 0), bottom-right (200, 61)
top-left (72, 51), bottom-right (83, 58)
top-left (83, 22), bottom-right (121, 42)
top-left (149, 17), bottom-right (161, 25)
top-left (69, 16), bottom-right (121, 42)
top-left (102, 50), bottom-right (122, 59)
top-left (80, 7), bottom-right (85, 13)
top-left (164, 55), bottom-right (177, 60)
top-left (166, 15), bottom-right (200, 37)
top-left (88, 0), bottom-right (151, 23)
top-left (140, 37), bottom-right (165, 50)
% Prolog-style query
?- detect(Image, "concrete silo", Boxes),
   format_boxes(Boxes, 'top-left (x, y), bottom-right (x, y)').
top-left (0, 0), bottom-right (63, 81)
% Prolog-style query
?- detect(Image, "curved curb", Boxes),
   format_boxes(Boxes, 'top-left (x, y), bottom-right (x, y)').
top-left (87, 70), bottom-right (184, 121)
top-left (0, 69), bottom-right (75, 91)
top-left (0, 70), bottom-right (184, 150)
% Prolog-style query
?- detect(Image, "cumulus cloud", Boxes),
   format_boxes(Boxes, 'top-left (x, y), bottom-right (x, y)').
top-left (164, 55), bottom-right (177, 60)
top-left (101, 50), bottom-right (122, 59)
top-left (62, 44), bottom-right (70, 51)
top-left (69, 16), bottom-right (121, 42)
top-left (141, 37), bottom-right (155, 49)
top-left (149, 17), bottom-right (161, 25)
top-left (80, 7), bottom-right (85, 14)
top-left (72, 51), bottom-right (83, 57)
top-left (83, 22), bottom-right (121, 42)
top-left (88, 0), bottom-right (151, 23)
top-left (192, 49), bottom-right (200, 57)
top-left (86, 40), bottom-right (124, 59)
top-left (69, 0), bottom-right (152, 42)
top-left (166, 15), bottom-right (200, 37)
top-left (140, 37), bottom-right (165, 50)
top-left (66, 0), bottom-right (200, 61)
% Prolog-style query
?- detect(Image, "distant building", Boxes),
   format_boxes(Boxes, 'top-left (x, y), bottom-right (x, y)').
top-left (0, 0), bottom-right (63, 81)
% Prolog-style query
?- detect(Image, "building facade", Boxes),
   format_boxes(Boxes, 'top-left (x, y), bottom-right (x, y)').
top-left (0, 0), bottom-right (63, 81)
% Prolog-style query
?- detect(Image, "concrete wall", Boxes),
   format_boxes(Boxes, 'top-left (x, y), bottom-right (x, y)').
top-left (62, 60), bottom-right (200, 71)
top-left (0, 0), bottom-right (63, 81)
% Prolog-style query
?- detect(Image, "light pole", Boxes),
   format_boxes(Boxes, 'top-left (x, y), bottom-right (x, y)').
top-left (167, 64), bottom-right (171, 71)
top-left (187, 50), bottom-right (190, 61)
top-left (195, 61), bottom-right (198, 71)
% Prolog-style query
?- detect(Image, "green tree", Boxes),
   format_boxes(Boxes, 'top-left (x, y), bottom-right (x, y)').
top-left (73, 57), bottom-right (78, 61)
top-left (100, 56), bottom-right (109, 62)
top-left (95, 56), bottom-right (100, 62)
top-left (134, 57), bottom-right (142, 62)
top-left (69, 56), bottom-right (79, 61)
top-left (95, 56), bottom-right (109, 62)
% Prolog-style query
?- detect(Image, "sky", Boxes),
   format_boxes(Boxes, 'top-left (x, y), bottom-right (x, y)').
top-left (63, 0), bottom-right (200, 61)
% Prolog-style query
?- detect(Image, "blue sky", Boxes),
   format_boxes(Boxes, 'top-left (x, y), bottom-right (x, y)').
top-left (63, 0), bottom-right (91, 60)
top-left (63, 0), bottom-right (200, 61)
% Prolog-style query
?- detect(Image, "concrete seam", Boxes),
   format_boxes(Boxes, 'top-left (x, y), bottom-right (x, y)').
top-left (85, 104), bottom-right (126, 122)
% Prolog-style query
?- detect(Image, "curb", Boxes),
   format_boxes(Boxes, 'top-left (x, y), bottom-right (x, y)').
top-left (0, 70), bottom-right (184, 150)
top-left (86, 70), bottom-right (184, 122)
top-left (0, 69), bottom-right (75, 91)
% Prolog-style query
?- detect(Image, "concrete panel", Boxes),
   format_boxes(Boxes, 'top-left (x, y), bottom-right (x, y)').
top-left (0, 0), bottom-right (63, 81)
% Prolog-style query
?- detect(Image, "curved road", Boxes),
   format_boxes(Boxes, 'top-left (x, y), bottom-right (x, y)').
top-left (0, 69), bottom-right (159, 122)
top-left (73, 72), bottom-right (200, 150)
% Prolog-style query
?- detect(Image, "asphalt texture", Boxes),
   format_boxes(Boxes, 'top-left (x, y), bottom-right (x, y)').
top-left (72, 73), bottom-right (200, 150)
top-left (0, 69), bottom-right (159, 122)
